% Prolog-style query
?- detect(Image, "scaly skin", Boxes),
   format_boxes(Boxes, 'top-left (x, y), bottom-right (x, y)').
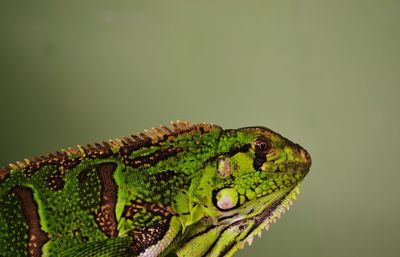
top-left (0, 121), bottom-right (311, 257)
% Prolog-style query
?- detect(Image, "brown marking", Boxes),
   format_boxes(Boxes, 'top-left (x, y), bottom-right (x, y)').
top-left (123, 201), bottom-right (173, 219)
top-left (12, 186), bottom-right (49, 257)
top-left (122, 201), bottom-right (174, 255)
top-left (0, 167), bottom-right (11, 182)
top-left (47, 168), bottom-right (65, 191)
top-left (129, 221), bottom-right (171, 255)
top-left (23, 153), bottom-right (80, 177)
top-left (154, 170), bottom-right (175, 181)
top-left (126, 147), bottom-right (183, 169)
top-left (47, 176), bottom-right (64, 190)
top-left (77, 169), bottom-right (89, 184)
top-left (0, 121), bottom-right (221, 179)
top-left (120, 136), bottom-right (152, 159)
top-left (95, 162), bottom-right (119, 238)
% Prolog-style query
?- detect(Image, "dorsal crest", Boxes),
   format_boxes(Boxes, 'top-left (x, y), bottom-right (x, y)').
top-left (0, 120), bottom-right (221, 181)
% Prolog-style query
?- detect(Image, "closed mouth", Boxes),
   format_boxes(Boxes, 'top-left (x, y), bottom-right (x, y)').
top-left (217, 184), bottom-right (301, 255)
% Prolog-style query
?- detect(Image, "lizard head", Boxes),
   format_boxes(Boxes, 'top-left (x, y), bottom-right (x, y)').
top-left (212, 127), bottom-right (311, 213)
top-left (179, 126), bottom-right (311, 256)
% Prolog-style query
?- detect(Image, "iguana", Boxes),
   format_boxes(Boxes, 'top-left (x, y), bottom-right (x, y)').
top-left (0, 120), bottom-right (311, 257)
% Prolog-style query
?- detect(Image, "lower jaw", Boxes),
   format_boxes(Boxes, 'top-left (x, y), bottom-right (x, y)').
top-left (234, 184), bottom-right (301, 250)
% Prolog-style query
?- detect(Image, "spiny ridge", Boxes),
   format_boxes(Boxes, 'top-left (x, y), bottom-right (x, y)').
top-left (238, 185), bottom-right (301, 251)
top-left (0, 120), bottom-right (220, 181)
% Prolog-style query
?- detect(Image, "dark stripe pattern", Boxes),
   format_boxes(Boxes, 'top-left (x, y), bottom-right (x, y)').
top-left (12, 186), bottom-right (49, 257)
top-left (46, 168), bottom-right (65, 191)
top-left (125, 147), bottom-right (183, 168)
top-left (0, 121), bottom-right (220, 180)
top-left (122, 201), bottom-right (173, 255)
top-left (226, 144), bottom-right (251, 157)
top-left (94, 163), bottom-right (119, 238)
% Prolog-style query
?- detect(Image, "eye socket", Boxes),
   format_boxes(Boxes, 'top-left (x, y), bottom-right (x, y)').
top-left (254, 139), bottom-right (271, 153)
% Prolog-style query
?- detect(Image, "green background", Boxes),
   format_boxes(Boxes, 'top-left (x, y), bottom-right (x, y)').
top-left (0, 1), bottom-right (399, 256)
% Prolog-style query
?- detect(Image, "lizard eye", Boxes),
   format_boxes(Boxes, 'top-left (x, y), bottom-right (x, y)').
top-left (254, 139), bottom-right (271, 153)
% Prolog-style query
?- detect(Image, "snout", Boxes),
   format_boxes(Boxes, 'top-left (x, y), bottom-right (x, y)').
top-left (300, 147), bottom-right (311, 167)
top-left (296, 146), bottom-right (311, 177)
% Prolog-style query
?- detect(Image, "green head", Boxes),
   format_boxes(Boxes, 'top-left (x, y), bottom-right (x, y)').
top-left (213, 126), bottom-right (311, 211)
top-left (180, 126), bottom-right (311, 256)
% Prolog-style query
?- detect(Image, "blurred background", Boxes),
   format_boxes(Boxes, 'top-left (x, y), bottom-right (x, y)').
top-left (0, 1), bottom-right (399, 256)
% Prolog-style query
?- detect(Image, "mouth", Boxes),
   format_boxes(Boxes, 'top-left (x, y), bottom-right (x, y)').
top-left (217, 184), bottom-right (301, 254)
top-left (252, 185), bottom-right (299, 231)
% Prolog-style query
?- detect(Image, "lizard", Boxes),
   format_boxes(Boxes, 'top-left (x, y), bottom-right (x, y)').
top-left (0, 120), bottom-right (311, 257)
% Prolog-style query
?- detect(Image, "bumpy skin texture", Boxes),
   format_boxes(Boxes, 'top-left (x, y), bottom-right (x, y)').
top-left (0, 121), bottom-right (311, 257)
